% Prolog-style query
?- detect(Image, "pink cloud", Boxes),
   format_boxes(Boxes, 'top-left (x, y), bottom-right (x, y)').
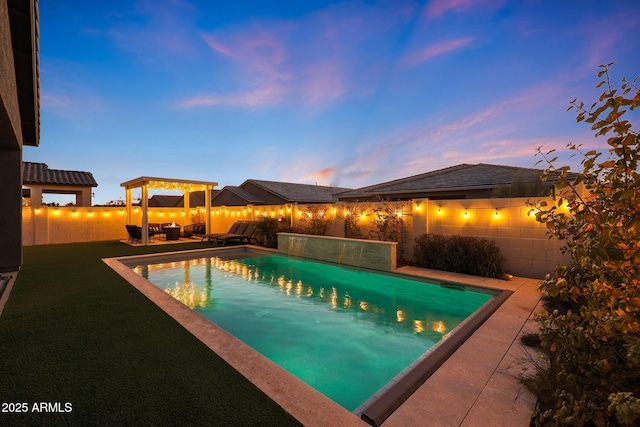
top-left (177, 86), bottom-right (285, 108)
top-left (202, 35), bottom-right (237, 58)
top-left (193, 1), bottom-right (418, 109)
top-left (426, 0), bottom-right (505, 19)
top-left (300, 167), bottom-right (339, 185)
top-left (402, 38), bottom-right (474, 68)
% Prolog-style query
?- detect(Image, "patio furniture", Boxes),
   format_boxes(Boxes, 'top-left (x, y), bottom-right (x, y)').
top-left (213, 222), bottom-right (258, 246)
top-left (202, 221), bottom-right (244, 243)
top-left (149, 223), bottom-right (163, 240)
top-left (125, 225), bottom-right (142, 244)
top-left (182, 223), bottom-right (206, 239)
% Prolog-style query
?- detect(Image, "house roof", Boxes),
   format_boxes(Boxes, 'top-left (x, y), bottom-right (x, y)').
top-left (8, 0), bottom-right (40, 147)
top-left (146, 191), bottom-right (222, 208)
top-left (148, 195), bottom-right (181, 207)
top-left (217, 186), bottom-right (266, 204)
top-left (244, 179), bottom-right (352, 203)
top-left (337, 163), bottom-right (562, 200)
top-left (22, 162), bottom-right (98, 187)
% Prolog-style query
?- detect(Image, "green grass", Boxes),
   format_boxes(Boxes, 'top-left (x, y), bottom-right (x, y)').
top-left (0, 241), bottom-right (302, 426)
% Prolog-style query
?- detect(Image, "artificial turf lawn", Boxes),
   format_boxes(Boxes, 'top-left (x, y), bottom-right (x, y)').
top-left (0, 241), bottom-right (303, 426)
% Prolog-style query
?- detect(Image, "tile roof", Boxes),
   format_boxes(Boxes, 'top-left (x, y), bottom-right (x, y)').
top-left (337, 163), bottom-right (560, 199)
top-left (148, 195), bottom-right (181, 207)
top-left (245, 179), bottom-right (352, 203)
top-left (22, 162), bottom-right (98, 187)
top-left (222, 186), bottom-right (266, 204)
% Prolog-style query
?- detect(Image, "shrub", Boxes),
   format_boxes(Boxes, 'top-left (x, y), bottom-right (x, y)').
top-left (341, 202), bottom-right (367, 238)
top-left (413, 233), bottom-right (505, 278)
top-left (298, 205), bottom-right (335, 235)
top-left (524, 64), bottom-right (640, 426)
top-left (370, 200), bottom-right (411, 263)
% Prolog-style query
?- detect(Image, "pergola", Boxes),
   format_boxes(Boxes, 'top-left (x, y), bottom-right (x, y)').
top-left (121, 176), bottom-right (218, 245)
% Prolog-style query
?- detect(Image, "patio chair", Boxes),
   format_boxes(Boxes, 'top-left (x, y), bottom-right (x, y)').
top-left (202, 221), bottom-right (244, 243)
top-left (149, 223), bottom-right (164, 239)
top-left (125, 225), bottom-right (142, 244)
top-left (149, 223), bottom-right (163, 240)
top-left (213, 222), bottom-right (258, 246)
top-left (182, 223), bottom-right (206, 239)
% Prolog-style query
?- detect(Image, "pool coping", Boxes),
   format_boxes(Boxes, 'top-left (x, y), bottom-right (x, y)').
top-left (104, 246), bottom-right (541, 427)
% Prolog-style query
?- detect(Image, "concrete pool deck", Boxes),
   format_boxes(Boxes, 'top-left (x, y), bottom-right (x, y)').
top-left (386, 266), bottom-right (541, 427)
top-left (105, 248), bottom-right (541, 427)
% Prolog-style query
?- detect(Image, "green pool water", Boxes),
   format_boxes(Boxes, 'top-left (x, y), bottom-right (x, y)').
top-left (134, 253), bottom-right (492, 411)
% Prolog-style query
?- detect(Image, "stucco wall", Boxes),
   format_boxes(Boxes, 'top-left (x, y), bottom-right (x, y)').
top-left (21, 197), bottom-right (567, 279)
top-left (0, 1), bottom-right (23, 272)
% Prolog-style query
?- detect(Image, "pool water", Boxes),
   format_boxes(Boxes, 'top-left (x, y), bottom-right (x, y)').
top-left (134, 253), bottom-right (493, 411)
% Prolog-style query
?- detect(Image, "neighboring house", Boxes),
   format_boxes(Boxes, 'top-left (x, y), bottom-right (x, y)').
top-left (147, 190), bottom-right (222, 208)
top-left (148, 194), bottom-right (182, 208)
top-left (211, 179), bottom-right (352, 206)
top-left (147, 179), bottom-right (351, 208)
top-left (22, 162), bottom-right (98, 207)
top-left (1, 0), bottom-right (39, 273)
top-left (337, 163), bottom-right (566, 202)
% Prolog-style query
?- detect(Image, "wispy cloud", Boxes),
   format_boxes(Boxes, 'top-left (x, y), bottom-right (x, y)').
top-left (177, 86), bottom-right (286, 108)
top-left (426, 0), bottom-right (506, 19)
top-left (177, 1), bottom-right (418, 109)
top-left (402, 38), bottom-right (474, 68)
top-left (300, 76), bottom-right (596, 188)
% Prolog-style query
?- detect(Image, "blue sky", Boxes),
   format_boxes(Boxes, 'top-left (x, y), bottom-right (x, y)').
top-left (24, 0), bottom-right (640, 205)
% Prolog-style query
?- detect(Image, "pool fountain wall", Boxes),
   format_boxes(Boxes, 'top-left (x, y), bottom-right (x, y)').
top-left (278, 233), bottom-right (397, 271)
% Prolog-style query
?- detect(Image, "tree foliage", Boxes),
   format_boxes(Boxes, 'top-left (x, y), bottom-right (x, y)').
top-left (527, 64), bottom-right (640, 426)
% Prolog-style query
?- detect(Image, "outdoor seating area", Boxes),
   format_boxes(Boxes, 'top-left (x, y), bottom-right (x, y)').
top-left (123, 221), bottom-right (259, 247)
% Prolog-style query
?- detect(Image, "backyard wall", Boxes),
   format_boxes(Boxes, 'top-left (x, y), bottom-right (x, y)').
top-left (21, 197), bottom-right (568, 279)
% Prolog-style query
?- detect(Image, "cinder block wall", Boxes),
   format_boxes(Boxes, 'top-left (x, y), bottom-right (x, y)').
top-left (22, 196), bottom-right (566, 279)
top-left (416, 198), bottom-right (568, 279)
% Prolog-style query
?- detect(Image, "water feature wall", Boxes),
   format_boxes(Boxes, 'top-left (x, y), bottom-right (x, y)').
top-left (278, 233), bottom-right (397, 271)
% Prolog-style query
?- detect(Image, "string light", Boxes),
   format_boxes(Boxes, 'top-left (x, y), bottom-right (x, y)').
top-left (147, 181), bottom-right (208, 192)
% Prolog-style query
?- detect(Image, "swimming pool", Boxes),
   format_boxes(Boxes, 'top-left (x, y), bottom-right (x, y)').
top-left (118, 247), bottom-right (509, 423)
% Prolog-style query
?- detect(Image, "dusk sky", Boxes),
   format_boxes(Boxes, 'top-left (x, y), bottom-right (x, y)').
top-left (24, 0), bottom-right (640, 205)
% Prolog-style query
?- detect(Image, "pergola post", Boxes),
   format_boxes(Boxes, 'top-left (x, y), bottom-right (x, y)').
top-left (183, 191), bottom-right (190, 226)
top-left (141, 183), bottom-right (149, 245)
top-left (205, 186), bottom-right (212, 234)
top-left (125, 188), bottom-right (132, 225)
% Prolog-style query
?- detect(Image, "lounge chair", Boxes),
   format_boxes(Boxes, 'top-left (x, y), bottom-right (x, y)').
top-left (213, 222), bottom-right (258, 246)
top-left (202, 221), bottom-right (244, 243)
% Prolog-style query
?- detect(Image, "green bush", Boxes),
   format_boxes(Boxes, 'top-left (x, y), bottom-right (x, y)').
top-left (413, 233), bottom-right (505, 278)
top-left (524, 64), bottom-right (640, 426)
